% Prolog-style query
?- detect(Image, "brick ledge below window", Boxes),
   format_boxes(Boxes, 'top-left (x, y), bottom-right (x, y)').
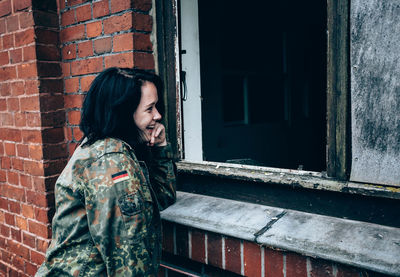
top-left (176, 161), bottom-right (400, 200)
top-left (161, 191), bottom-right (400, 276)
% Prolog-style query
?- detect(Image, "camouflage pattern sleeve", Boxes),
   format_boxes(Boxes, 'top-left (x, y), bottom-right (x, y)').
top-left (148, 143), bottom-right (177, 211)
top-left (83, 152), bottom-right (157, 276)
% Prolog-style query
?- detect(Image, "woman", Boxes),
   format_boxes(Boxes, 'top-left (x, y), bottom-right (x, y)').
top-left (36, 68), bottom-right (176, 276)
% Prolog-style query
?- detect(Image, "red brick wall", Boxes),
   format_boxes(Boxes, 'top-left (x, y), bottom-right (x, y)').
top-left (0, 0), bottom-right (155, 275)
top-left (59, 0), bottom-right (154, 156)
top-left (161, 221), bottom-right (391, 277)
top-left (0, 0), bottom-right (66, 275)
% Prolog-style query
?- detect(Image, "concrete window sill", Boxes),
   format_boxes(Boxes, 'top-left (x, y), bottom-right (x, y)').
top-left (161, 192), bottom-right (400, 276)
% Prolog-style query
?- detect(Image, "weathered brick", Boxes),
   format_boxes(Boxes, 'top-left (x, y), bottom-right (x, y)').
top-left (133, 33), bottom-right (152, 51)
top-left (36, 45), bottom-right (61, 61)
top-left (1, 113), bottom-right (14, 126)
top-left (0, 66), bottom-right (17, 81)
top-left (20, 96), bottom-right (40, 111)
top-left (22, 232), bottom-right (35, 248)
top-left (191, 229), bottom-right (206, 264)
top-left (80, 75), bottom-right (95, 92)
top-left (19, 10), bottom-right (34, 29)
top-left (207, 232), bottom-right (222, 268)
top-left (309, 258), bottom-right (333, 277)
top-left (62, 62), bottom-right (71, 76)
top-left (16, 144), bottom-right (29, 158)
top-left (9, 48), bottom-right (22, 64)
top-left (7, 240), bottom-right (29, 259)
top-left (36, 237), bottom-right (50, 253)
top-left (42, 127), bottom-right (65, 143)
top-left (28, 144), bottom-right (43, 160)
top-left (0, 99), bottom-right (7, 110)
top-left (70, 57), bottom-right (103, 75)
top-left (94, 37), bottom-right (112, 54)
top-left (93, 0), bottom-right (109, 18)
top-left (113, 33), bottom-right (133, 52)
top-left (23, 45), bottom-right (36, 61)
top-left (77, 40), bottom-right (93, 58)
top-left (286, 252), bottom-right (307, 277)
top-left (175, 224), bottom-right (189, 258)
top-left (0, 128), bottom-right (22, 142)
top-left (61, 8), bottom-right (75, 26)
top-left (33, 10), bottom-right (58, 28)
top-left (86, 21), bottom-right (102, 38)
top-left (0, 51), bottom-right (9, 66)
top-left (40, 94), bottom-right (64, 112)
top-left (25, 112), bottom-right (41, 127)
top-left (22, 129), bottom-right (42, 143)
top-left (133, 52), bottom-right (154, 70)
top-left (243, 241), bottom-right (261, 277)
top-left (17, 62), bottom-right (37, 79)
top-left (37, 61), bottom-right (62, 78)
top-left (0, 18), bottom-right (5, 34)
top-left (39, 79), bottom-right (63, 94)
top-left (105, 52), bottom-right (134, 68)
top-left (104, 12), bottom-right (132, 34)
top-left (62, 44), bottom-right (76, 60)
top-left (110, 0), bottom-right (130, 13)
top-left (28, 220), bottom-right (51, 238)
top-left (35, 28), bottom-right (59, 45)
top-left (0, 0), bottom-right (12, 17)
top-left (10, 81), bottom-right (24, 96)
top-left (2, 33), bottom-right (14, 49)
top-left (0, 82), bottom-right (10, 96)
top-left (31, 250), bottom-right (45, 265)
top-left (20, 174), bottom-right (32, 189)
top-left (7, 97), bottom-right (20, 111)
top-left (14, 28), bottom-right (35, 47)
top-left (64, 94), bottom-right (84, 108)
top-left (64, 77), bottom-right (80, 93)
top-left (23, 160), bottom-right (44, 176)
top-left (67, 110), bottom-right (81, 125)
top-left (25, 262), bottom-right (38, 276)
top-left (19, 10), bottom-right (35, 29)
top-left (11, 157), bottom-right (24, 171)
top-left (76, 3), bottom-right (91, 23)
top-left (4, 142), bottom-right (16, 156)
top-left (13, 0), bottom-right (31, 11)
top-left (133, 13), bottom-right (152, 32)
top-left (133, 0), bottom-right (152, 11)
top-left (6, 15), bottom-right (19, 32)
top-left (60, 24), bottom-right (85, 43)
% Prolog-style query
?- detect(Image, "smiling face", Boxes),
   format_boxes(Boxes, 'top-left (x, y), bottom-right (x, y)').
top-left (133, 81), bottom-right (162, 142)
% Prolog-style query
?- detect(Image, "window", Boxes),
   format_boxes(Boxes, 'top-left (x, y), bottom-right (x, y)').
top-left (180, 0), bottom-right (327, 172)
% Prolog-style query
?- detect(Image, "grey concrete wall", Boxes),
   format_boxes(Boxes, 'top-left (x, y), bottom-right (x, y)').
top-left (350, 0), bottom-right (400, 186)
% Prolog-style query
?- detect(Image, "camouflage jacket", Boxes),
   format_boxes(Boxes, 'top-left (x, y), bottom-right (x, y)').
top-left (36, 138), bottom-right (176, 277)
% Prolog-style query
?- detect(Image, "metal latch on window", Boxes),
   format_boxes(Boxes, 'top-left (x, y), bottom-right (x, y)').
top-left (181, 70), bottom-right (187, 101)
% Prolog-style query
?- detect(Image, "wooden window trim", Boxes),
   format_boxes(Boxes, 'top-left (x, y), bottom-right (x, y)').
top-left (154, 0), bottom-right (400, 199)
top-left (327, 0), bottom-right (351, 180)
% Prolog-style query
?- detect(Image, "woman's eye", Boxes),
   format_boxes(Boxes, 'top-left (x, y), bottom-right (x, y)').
top-left (147, 107), bottom-right (153, 112)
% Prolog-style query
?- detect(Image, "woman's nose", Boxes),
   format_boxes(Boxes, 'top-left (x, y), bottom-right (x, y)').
top-left (153, 108), bottom-right (162, 120)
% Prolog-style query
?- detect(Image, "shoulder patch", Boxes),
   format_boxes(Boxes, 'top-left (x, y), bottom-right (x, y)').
top-left (112, 170), bottom-right (129, 183)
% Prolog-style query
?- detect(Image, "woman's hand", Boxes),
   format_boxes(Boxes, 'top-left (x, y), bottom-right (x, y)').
top-left (149, 122), bottom-right (167, 147)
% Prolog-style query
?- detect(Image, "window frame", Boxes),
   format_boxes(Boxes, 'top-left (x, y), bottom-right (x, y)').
top-left (155, 0), bottom-right (399, 199)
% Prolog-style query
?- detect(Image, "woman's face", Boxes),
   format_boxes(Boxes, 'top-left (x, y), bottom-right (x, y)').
top-left (133, 81), bottom-right (162, 142)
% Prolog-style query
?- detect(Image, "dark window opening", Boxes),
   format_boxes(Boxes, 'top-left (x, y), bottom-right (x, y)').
top-left (199, 0), bottom-right (327, 171)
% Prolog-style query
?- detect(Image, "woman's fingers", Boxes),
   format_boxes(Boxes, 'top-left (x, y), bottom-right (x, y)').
top-left (149, 123), bottom-right (166, 146)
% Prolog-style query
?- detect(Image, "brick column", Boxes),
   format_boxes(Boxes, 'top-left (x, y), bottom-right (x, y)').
top-left (1, 0), bottom-right (157, 275)
top-left (0, 0), bottom-right (66, 275)
top-left (60, 0), bottom-right (155, 155)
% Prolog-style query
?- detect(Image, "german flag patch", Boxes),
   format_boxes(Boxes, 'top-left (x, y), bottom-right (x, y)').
top-left (112, 171), bottom-right (129, 183)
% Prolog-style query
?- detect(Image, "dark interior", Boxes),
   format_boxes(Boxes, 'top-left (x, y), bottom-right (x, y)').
top-left (198, 0), bottom-right (327, 171)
